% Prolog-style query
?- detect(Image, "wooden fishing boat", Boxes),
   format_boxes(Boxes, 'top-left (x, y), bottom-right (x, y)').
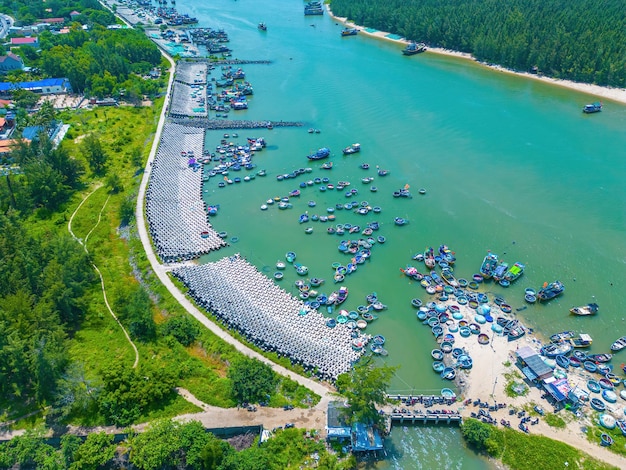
top-left (492, 261), bottom-right (509, 282)
top-left (570, 302), bottom-right (599, 316)
top-left (569, 333), bottom-right (592, 348)
top-left (441, 268), bottom-right (460, 288)
top-left (587, 353), bottom-right (612, 363)
top-left (537, 280), bottom-right (565, 301)
top-left (610, 336), bottom-right (626, 352)
top-left (424, 247), bottom-right (435, 269)
top-left (503, 261), bottom-right (525, 283)
top-left (479, 251), bottom-right (498, 279)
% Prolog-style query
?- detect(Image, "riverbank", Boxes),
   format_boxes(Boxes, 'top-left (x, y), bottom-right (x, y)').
top-left (327, 7), bottom-right (626, 106)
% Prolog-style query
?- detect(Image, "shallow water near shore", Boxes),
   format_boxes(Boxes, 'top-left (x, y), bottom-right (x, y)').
top-left (174, 0), bottom-right (626, 466)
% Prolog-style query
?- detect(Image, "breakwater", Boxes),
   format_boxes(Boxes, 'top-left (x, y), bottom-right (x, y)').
top-left (169, 117), bottom-right (303, 129)
top-left (172, 254), bottom-right (364, 380)
top-left (145, 122), bottom-right (225, 263)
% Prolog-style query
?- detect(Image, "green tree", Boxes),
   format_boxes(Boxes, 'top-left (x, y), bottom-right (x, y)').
top-left (128, 419), bottom-right (230, 470)
top-left (460, 418), bottom-right (493, 452)
top-left (82, 134), bottom-right (108, 176)
top-left (335, 356), bottom-right (396, 429)
top-left (227, 356), bottom-right (278, 404)
top-left (161, 315), bottom-right (200, 347)
top-left (70, 432), bottom-right (115, 470)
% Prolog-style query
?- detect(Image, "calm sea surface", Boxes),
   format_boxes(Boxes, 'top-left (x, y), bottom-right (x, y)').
top-left (172, 0), bottom-right (626, 467)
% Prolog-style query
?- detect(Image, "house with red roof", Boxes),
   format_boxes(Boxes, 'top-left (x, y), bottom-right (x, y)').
top-left (70, 11), bottom-right (81, 20)
top-left (9, 37), bottom-right (39, 48)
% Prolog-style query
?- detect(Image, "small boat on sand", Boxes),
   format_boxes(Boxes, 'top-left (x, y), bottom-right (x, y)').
top-left (570, 303), bottom-right (598, 316)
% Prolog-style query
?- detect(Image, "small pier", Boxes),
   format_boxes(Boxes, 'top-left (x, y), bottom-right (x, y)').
top-left (386, 394), bottom-right (457, 406)
top-left (169, 117), bottom-right (303, 130)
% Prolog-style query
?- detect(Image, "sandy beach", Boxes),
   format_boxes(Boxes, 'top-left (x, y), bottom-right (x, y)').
top-left (327, 8), bottom-right (626, 105)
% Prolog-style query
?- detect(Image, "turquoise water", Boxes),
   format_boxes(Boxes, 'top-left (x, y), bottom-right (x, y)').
top-left (174, 0), bottom-right (626, 467)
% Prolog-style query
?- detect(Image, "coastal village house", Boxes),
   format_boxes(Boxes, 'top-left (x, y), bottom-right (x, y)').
top-left (326, 401), bottom-right (384, 454)
top-left (516, 346), bottom-right (581, 410)
top-left (9, 37), bottom-right (39, 48)
top-left (0, 53), bottom-right (24, 73)
top-left (0, 78), bottom-right (72, 97)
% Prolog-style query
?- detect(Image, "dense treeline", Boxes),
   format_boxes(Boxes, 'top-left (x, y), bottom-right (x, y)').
top-left (330, 0), bottom-right (626, 87)
top-left (0, 213), bottom-right (95, 406)
top-left (0, 0), bottom-right (112, 26)
top-left (0, 420), bottom-right (353, 469)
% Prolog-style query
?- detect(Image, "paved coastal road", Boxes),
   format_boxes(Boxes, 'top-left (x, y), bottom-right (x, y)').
top-left (0, 15), bottom-right (13, 39)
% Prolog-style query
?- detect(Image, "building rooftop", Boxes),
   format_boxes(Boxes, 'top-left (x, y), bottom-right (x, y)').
top-left (10, 37), bottom-right (38, 45)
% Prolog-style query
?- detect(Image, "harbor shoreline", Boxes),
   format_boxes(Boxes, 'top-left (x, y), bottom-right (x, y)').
top-left (327, 7), bottom-right (626, 105)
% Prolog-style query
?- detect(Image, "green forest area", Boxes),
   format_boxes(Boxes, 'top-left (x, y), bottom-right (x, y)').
top-left (330, 0), bottom-right (626, 87)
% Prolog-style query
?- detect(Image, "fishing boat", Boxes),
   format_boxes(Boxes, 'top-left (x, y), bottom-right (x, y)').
top-left (299, 213), bottom-right (309, 224)
top-left (541, 341), bottom-right (572, 358)
top-left (402, 41), bottom-right (427, 55)
top-left (341, 28), bottom-right (359, 37)
top-left (537, 280), bottom-right (565, 301)
top-left (503, 262), bottom-right (525, 284)
top-left (492, 261), bottom-right (509, 282)
top-left (394, 217), bottom-right (408, 226)
top-left (479, 251), bottom-right (499, 278)
top-left (286, 251), bottom-right (296, 263)
top-left (587, 352), bottom-right (612, 363)
top-left (258, 22), bottom-right (267, 31)
top-left (441, 367), bottom-right (456, 380)
top-left (550, 331), bottom-right (574, 342)
top-left (342, 143), bottom-right (361, 155)
top-left (569, 333), bottom-right (593, 348)
top-left (307, 147), bottom-right (331, 160)
top-left (582, 102), bottom-right (602, 114)
top-left (570, 303), bottom-right (599, 316)
top-left (423, 247), bottom-right (435, 269)
top-left (441, 268), bottom-right (460, 288)
top-left (610, 336), bottom-right (626, 352)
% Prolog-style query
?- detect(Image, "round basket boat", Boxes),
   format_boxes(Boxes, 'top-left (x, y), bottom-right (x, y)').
top-left (373, 334), bottom-right (386, 345)
top-left (417, 311), bottom-right (427, 321)
top-left (599, 413), bottom-right (616, 429)
top-left (472, 274), bottom-right (483, 283)
top-left (491, 323), bottom-right (503, 334)
top-left (441, 388), bottom-right (456, 400)
top-left (468, 300), bottom-right (479, 309)
top-left (469, 323), bottom-right (481, 335)
top-left (336, 314), bottom-right (348, 324)
top-left (427, 317), bottom-right (440, 327)
top-left (474, 314), bottom-right (486, 324)
top-left (620, 390), bottom-right (626, 401)
top-left (468, 280), bottom-right (480, 290)
top-left (459, 326), bottom-right (471, 337)
top-left (432, 361), bottom-right (445, 373)
top-left (452, 347), bottom-right (464, 358)
top-left (432, 349), bottom-right (444, 360)
top-left (477, 333), bottom-right (490, 345)
top-left (457, 296), bottom-right (468, 305)
top-left (500, 303), bottom-right (513, 313)
top-left (444, 285), bottom-right (455, 294)
top-left (603, 390), bottom-right (618, 403)
top-left (452, 312), bottom-right (464, 321)
top-left (432, 325), bottom-right (444, 337)
top-left (274, 272), bottom-right (284, 280)
top-left (411, 298), bottom-right (423, 308)
top-left (587, 380), bottom-right (601, 393)
top-left (440, 341), bottom-right (454, 353)
top-left (448, 323), bottom-right (459, 333)
top-left (458, 278), bottom-right (469, 288)
top-left (525, 293), bottom-right (537, 303)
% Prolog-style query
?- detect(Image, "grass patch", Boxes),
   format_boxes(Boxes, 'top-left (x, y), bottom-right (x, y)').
top-left (462, 418), bottom-right (619, 470)
top-left (587, 422), bottom-right (626, 458)
top-left (543, 412), bottom-right (567, 429)
top-left (504, 370), bottom-right (528, 397)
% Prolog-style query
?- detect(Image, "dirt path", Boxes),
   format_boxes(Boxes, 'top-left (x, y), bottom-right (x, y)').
top-left (68, 184), bottom-right (139, 368)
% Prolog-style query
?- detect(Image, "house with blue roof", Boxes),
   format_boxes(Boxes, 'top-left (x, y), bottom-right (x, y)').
top-left (0, 78), bottom-right (72, 96)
